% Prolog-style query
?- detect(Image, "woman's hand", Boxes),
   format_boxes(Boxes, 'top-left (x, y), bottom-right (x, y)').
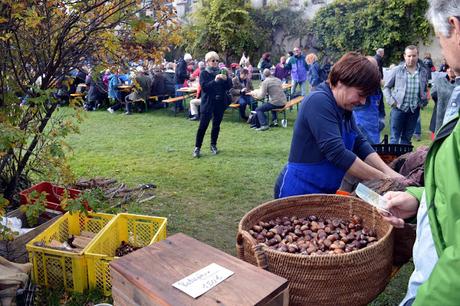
top-left (381, 191), bottom-right (419, 228)
top-left (215, 74), bottom-right (227, 81)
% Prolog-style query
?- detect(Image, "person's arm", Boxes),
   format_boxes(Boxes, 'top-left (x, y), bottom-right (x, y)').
top-left (383, 68), bottom-right (397, 106)
top-left (224, 76), bottom-right (233, 91)
top-left (363, 152), bottom-right (403, 178)
top-left (310, 62), bottom-right (321, 87)
top-left (381, 190), bottom-right (420, 228)
top-left (346, 157), bottom-right (387, 181)
top-left (250, 79), bottom-right (267, 100)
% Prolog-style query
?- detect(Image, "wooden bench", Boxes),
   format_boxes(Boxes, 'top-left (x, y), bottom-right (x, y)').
top-left (70, 93), bottom-right (85, 98)
top-left (162, 94), bottom-right (194, 116)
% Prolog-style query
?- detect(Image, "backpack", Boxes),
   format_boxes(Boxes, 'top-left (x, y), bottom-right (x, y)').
top-left (247, 112), bottom-right (260, 128)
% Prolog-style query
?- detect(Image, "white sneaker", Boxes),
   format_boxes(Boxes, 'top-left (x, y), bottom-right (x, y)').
top-left (107, 108), bottom-right (114, 114)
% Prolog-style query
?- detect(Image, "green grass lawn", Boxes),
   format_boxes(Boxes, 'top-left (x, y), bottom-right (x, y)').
top-left (62, 96), bottom-right (435, 305)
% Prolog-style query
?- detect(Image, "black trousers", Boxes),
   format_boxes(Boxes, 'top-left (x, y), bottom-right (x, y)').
top-left (195, 108), bottom-right (225, 148)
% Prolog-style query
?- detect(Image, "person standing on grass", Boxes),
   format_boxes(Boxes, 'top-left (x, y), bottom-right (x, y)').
top-left (374, 48), bottom-right (385, 79)
top-left (383, 45), bottom-right (429, 145)
top-left (429, 64), bottom-right (457, 138)
top-left (352, 56), bottom-right (385, 144)
top-left (174, 53), bottom-right (193, 112)
top-left (193, 51), bottom-right (232, 158)
top-left (285, 47), bottom-right (308, 97)
top-left (381, 1), bottom-right (460, 304)
top-left (306, 53), bottom-right (321, 92)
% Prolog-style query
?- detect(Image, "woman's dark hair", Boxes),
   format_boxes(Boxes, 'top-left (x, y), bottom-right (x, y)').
top-left (328, 52), bottom-right (380, 97)
top-left (262, 52), bottom-right (271, 60)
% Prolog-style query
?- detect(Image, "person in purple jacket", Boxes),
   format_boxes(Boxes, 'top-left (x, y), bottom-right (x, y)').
top-left (274, 52), bottom-right (402, 198)
top-left (285, 47), bottom-right (308, 97)
top-left (274, 56), bottom-right (289, 83)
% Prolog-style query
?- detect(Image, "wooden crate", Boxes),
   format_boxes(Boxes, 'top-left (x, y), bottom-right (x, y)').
top-left (110, 233), bottom-right (289, 306)
top-left (1, 208), bottom-right (61, 263)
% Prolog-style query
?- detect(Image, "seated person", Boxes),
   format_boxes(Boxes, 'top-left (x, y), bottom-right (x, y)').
top-left (85, 70), bottom-right (108, 111)
top-left (248, 69), bottom-right (287, 131)
top-left (124, 66), bottom-right (152, 115)
top-left (189, 85), bottom-right (201, 121)
top-left (163, 63), bottom-right (176, 106)
top-left (230, 68), bottom-right (254, 121)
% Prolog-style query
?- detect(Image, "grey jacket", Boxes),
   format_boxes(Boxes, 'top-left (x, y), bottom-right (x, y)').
top-left (432, 75), bottom-right (456, 132)
top-left (230, 76), bottom-right (253, 103)
top-left (252, 76), bottom-right (286, 106)
top-left (383, 64), bottom-right (429, 109)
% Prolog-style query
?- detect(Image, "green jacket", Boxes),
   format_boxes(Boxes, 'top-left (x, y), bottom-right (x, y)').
top-left (406, 110), bottom-right (460, 305)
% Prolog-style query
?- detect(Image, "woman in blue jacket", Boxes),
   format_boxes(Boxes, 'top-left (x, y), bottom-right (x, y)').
top-left (306, 53), bottom-right (322, 91)
top-left (274, 52), bottom-right (401, 198)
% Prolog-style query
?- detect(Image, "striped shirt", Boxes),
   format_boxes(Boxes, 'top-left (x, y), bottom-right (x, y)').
top-left (400, 66), bottom-right (421, 113)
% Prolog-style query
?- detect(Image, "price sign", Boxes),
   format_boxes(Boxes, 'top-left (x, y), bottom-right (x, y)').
top-left (172, 263), bottom-right (234, 298)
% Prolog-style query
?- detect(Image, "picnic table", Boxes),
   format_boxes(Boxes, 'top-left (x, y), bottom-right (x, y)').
top-left (117, 84), bottom-right (133, 91)
top-left (176, 87), bottom-right (197, 94)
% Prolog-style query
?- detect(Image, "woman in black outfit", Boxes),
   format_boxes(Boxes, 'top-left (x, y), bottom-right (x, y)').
top-left (193, 51), bottom-right (232, 158)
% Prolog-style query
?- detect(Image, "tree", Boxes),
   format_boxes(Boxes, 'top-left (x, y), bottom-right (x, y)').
top-left (0, 0), bottom-right (180, 202)
top-left (181, 0), bottom-right (253, 63)
top-left (309, 0), bottom-right (431, 63)
top-left (248, 4), bottom-right (310, 61)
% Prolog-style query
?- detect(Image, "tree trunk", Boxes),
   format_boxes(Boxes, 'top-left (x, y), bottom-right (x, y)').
top-left (3, 102), bottom-right (58, 202)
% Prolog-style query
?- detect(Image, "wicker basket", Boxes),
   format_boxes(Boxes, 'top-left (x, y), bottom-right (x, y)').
top-left (236, 194), bottom-right (394, 306)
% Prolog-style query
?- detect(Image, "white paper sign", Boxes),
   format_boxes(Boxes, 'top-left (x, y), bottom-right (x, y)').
top-left (172, 263), bottom-right (234, 298)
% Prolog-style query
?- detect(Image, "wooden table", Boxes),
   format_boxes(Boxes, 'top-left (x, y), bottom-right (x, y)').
top-left (282, 83), bottom-right (292, 90)
top-left (117, 85), bottom-right (133, 92)
top-left (110, 233), bottom-right (289, 306)
top-left (177, 87), bottom-right (197, 94)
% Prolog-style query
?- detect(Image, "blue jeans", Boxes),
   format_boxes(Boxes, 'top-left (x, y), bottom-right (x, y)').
top-left (414, 114), bottom-right (421, 135)
top-left (291, 80), bottom-right (307, 97)
top-left (256, 103), bottom-right (283, 126)
top-left (390, 107), bottom-right (420, 145)
top-left (174, 84), bottom-right (184, 110)
top-left (238, 95), bottom-right (253, 118)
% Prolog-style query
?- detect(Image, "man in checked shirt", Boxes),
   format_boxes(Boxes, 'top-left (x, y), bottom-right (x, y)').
top-left (383, 45), bottom-right (429, 144)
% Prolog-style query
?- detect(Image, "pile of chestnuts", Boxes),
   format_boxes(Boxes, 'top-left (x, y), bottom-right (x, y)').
top-left (249, 215), bottom-right (378, 255)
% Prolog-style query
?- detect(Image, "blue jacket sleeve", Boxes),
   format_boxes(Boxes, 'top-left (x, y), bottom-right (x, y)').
top-left (309, 62), bottom-right (321, 87)
top-left (305, 93), bottom-right (357, 170)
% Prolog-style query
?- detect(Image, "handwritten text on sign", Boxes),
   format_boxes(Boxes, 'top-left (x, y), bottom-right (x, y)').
top-left (172, 263), bottom-right (234, 298)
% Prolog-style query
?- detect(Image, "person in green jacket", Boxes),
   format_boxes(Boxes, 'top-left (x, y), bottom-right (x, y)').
top-left (381, 1), bottom-right (460, 305)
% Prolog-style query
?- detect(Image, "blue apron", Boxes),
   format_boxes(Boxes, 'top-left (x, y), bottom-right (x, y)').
top-left (276, 120), bottom-right (357, 197)
top-left (353, 93), bottom-right (381, 144)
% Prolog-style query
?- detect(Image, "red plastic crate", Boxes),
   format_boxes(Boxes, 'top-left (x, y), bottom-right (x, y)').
top-left (19, 182), bottom-right (83, 212)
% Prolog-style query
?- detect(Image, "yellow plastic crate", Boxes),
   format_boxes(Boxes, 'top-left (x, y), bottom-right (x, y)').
top-left (26, 212), bottom-right (114, 293)
top-left (85, 213), bottom-right (167, 296)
